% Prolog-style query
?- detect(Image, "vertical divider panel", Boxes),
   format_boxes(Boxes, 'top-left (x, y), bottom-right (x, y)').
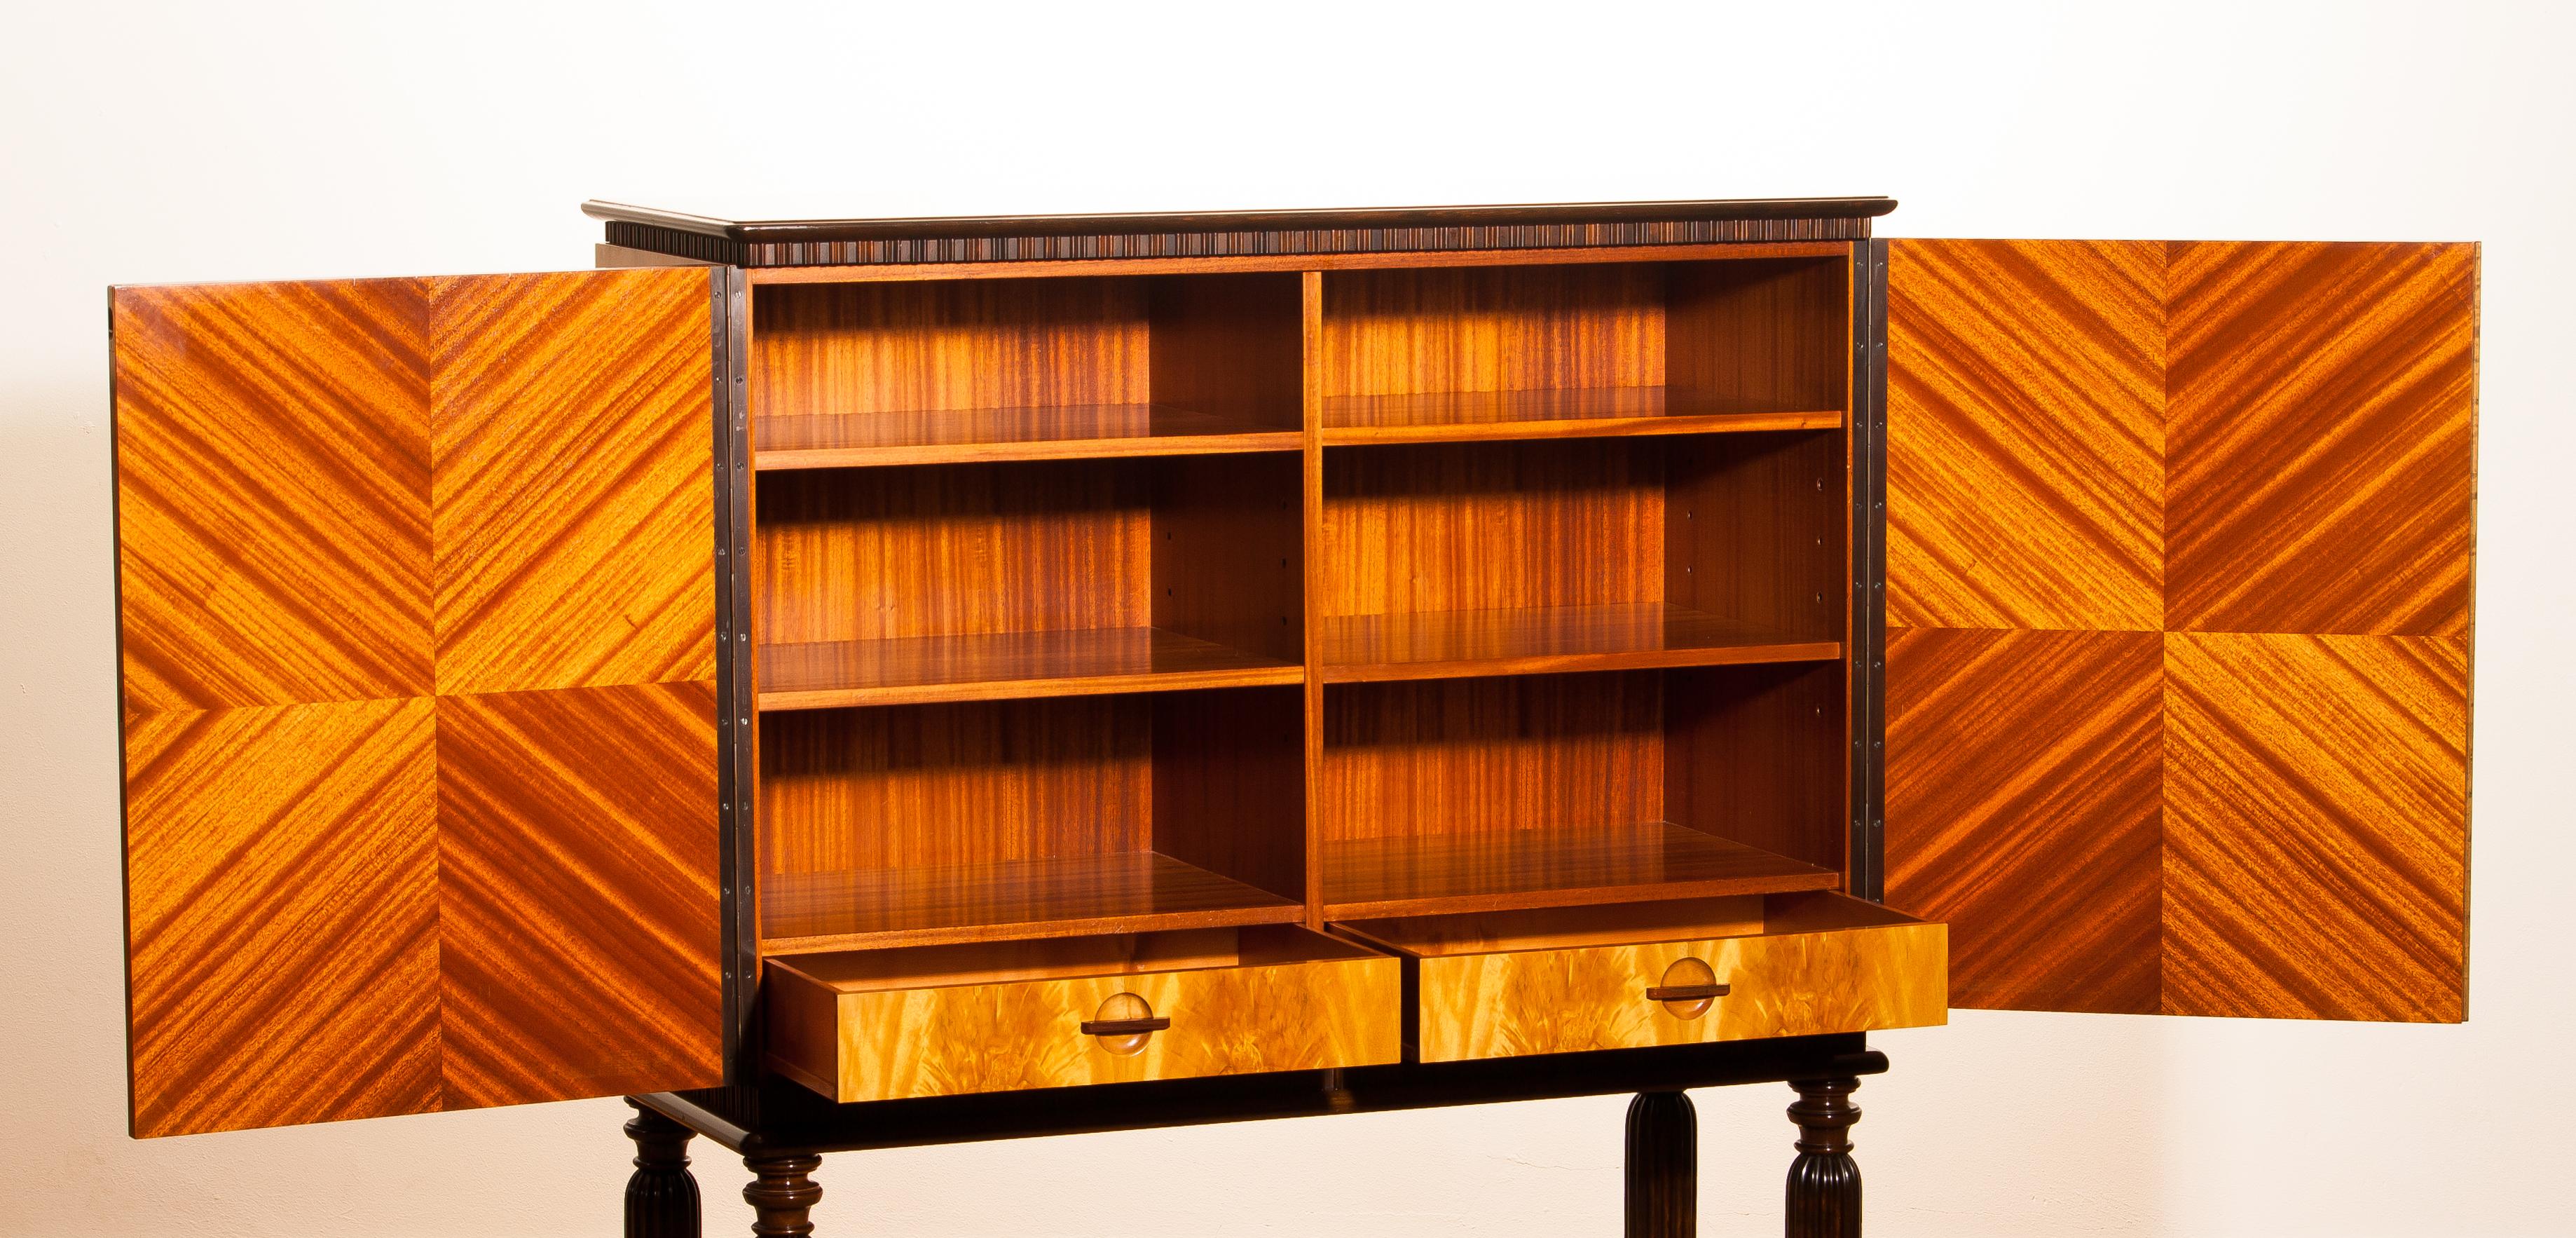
top-left (1301, 271), bottom-right (1328, 927)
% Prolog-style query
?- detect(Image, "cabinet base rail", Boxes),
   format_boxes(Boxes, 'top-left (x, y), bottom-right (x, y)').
top-left (622, 1035), bottom-right (1884, 1237)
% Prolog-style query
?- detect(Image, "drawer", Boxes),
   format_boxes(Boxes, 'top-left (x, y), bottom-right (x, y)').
top-left (1336, 892), bottom-right (1945, 1062)
top-left (763, 925), bottom-right (1400, 1102)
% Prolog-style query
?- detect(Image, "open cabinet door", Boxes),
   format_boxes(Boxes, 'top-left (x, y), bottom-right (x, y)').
top-left (1879, 239), bottom-right (2474, 1021)
top-left (113, 268), bottom-right (730, 1135)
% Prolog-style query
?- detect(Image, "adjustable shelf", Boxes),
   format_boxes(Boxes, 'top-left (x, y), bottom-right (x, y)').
top-left (760, 852), bottom-right (1304, 955)
top-left (755, 404), bottom-right (1301, 470)
top-left (1319, 821), bottom-right (1841, 920)
top-left (1321, 386), bottom-right (1840, 447)
top-left (1321, 601), bottom-right (1841, 684)
top-left (758, 627), bottom-right (1302, 709)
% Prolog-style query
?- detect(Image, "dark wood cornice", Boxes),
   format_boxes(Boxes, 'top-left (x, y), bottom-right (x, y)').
top-left (582, 196), bottom-right (1897, 268)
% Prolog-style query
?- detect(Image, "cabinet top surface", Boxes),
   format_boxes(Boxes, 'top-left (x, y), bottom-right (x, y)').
top-left (582, 196), bottom-right (1898, 268)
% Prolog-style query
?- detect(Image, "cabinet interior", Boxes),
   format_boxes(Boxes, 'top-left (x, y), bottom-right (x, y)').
top-left (748, 252), bottom-right (1854, 960)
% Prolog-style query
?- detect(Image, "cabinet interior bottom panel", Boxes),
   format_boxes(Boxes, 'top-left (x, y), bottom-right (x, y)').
top-left (759, 852), bottom-right (1303, 955)
top-left (1319, 821), bottom-right (1839, 920)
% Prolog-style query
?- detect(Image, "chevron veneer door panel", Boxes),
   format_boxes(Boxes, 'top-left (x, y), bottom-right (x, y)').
top-left (435, 681), bottom-right (722, 1106)
top-left (1886, 238), bottom-right (2165, 633)
top-left (112, 278), bottom-right (437, 713)
top-left (121, 699), bottom-right (441, 1137)
top-left (113, 268), bottom-right (722, 1135)
top-left (1885, 238), bottom-right (2475, 1022)
top-left (432, 270), bottom-right (718, 695)
top-left (2162, 632), bottom-right (2469, 1021)
top-left (2165, 241), bottom-right (2477, 638)
top-left (1883, 627), bottom-right (2163, 1014)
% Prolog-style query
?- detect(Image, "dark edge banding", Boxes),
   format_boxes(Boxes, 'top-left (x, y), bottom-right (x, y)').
top-left (1848, 241), bottom-right (1890, 903)
top-left (710, 266), bottom-right (758, 1080)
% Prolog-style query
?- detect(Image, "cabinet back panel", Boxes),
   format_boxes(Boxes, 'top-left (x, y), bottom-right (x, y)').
top-left (1321, 440), bottom-right (1662, 617)
top-left (1151, 686), bottom-right (1306, 898)
top-left (1666, 257), bottom-right (1849, 412)
top-left (1664, 432), bottom-right (1848, 641)
top-left (753, 278), bottom-right (1148, 420)
top-left (1666, 662), bottom-right (1846, 872)
top-left (1320, 672), bottom-right (1664, 842)
top-left (759, 697), bottom-right (1152, 875)
top-left (755, 461), bottom-right (1149, 645)
top-left (1150, 454), bottom-right (1305, 662)
top-left (1322, 264), bottom-right (1664, 397)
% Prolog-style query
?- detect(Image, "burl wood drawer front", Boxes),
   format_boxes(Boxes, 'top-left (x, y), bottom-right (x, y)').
top-left (1340, 892), bottom-right (1945, 1062)
top-left (764, 925), bottom-right (1399, 1102)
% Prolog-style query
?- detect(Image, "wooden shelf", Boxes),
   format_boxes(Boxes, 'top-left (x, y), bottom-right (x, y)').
top-left (760, 851), bottom-right (1304, 954)
top-left (1320, 387), bottom-right (1839, 447)
top-left (758, 627), bottom-right (1303, 710)
top-left (1320, 821), bottom-right (1839, 920)
top-left (1322, 602), bottom-right (1840, 683)
top-left (754, 404), bottom-right (1301, 470)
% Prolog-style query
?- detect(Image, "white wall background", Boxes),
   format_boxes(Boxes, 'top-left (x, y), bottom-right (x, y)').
top-left (3, 1), bottom-right (2568, 1233)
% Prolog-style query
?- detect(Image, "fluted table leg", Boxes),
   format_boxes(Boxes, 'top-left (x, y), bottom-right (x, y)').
top-left (1625, 1089), bottom-right (1697, 1237)
top-left (1784, 1077), bottom-right (1862, 1238)
top-left (623, 1098), bottom-right (701, 1238)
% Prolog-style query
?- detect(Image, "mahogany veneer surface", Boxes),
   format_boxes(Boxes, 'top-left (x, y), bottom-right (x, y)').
top-left (760, 852), bottom-right (1303, 954)
top-left (113, 268), bottom-right (724, 1136)
top-left (1884, 238), bottom-right (2475, 1021)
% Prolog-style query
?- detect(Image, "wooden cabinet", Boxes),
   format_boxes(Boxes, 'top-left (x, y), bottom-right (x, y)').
top-left (107, 198), bottom-right (2475, 1235)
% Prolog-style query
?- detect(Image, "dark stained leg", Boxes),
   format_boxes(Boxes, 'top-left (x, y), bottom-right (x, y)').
top-left (744, 1153), bottom-right (824, 1238)
top-left (624, 1098), bottom-right (701, 1238)
top-left (1784, 1077), bottom-right (1863, 1238)
top-left (1624, 1089), bottom-right (1697, 1237)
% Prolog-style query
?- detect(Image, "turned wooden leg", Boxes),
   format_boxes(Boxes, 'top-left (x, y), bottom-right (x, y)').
top-left (624, 1098), bottom-right (701, 1238)
top-left (1624, 1089), bottom-right (1697, 1238)
top-left (744, 1153), bottom-right (823, 1238)
top-left (1784, 1077), bottom-right (1862, 1238)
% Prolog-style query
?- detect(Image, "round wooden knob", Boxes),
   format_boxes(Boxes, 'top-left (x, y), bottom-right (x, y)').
top-left (1647, 957), bottom-right (1725, 1020)
top-left (1082, 992), bottom-right (1165, 1056)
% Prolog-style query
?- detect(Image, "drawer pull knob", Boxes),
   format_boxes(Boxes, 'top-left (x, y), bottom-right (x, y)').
top-left (1644, 983), bottom-right (1730, 1002)
top-left (1649, 958), bottom-right (1727, 1019)
top-left (1079, 1016), bottom-right (1173, 1036)
top-left (1083, 992), bottom-right (1167, 1056)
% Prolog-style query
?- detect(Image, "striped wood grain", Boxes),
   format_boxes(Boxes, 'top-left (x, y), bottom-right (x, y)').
top-left (1885, 240), bottom-right (2165, 632)
top-left (1883, 627), bottom-right (2163, 1013)
top-left (2162, 633), bottom-right (2469, 1021)
top-left (2164, 242), bottom-right (2477, 637)
top-left (113, 268), bottom-right (723, 1134)
top-left (431, 271), bottom-right (718, 694)
top-left (112, 278), bottom-right (435, 712)
top-left (1886, 239), bottom-right (2474, 1022)
top-left (436, 681), bottom-right (723, 1106)
top-left (121, 699), bottom-right (440, 1136)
